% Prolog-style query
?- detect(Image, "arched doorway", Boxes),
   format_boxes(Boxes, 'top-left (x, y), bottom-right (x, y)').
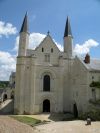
top-left (11, 94), bottom-right (14, 99)
top-left (43, 99), bottom-right (50, 112)
top-left (3, 94), bottom-right (7, 101)
top-left (43, 75), bottom-right (50, 91)
top-left (11, 91), bottom-right (14, 99)
top-left (73, 103), bottom-right (78, 118)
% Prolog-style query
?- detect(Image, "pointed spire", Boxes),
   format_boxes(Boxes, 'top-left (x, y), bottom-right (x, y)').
top-left (64, 16), bottom-right (72, 37)
top-left (20, 12), bottom-right (28, 33)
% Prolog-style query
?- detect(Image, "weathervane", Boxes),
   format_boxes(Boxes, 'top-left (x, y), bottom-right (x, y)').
top-left (47, 30), bottom-right (50, 35)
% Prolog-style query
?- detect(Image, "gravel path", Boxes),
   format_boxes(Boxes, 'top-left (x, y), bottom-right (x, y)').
top-left (0, 116), bottom-right (35, 133)
top-left (34, 120), bottom-right (100, 133)
top-left (0, 116), bottom-right (100, 133)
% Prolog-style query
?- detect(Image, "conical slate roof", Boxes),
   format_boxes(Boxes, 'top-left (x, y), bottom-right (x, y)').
top-left (64, 16), bottom-right (72, 37)
top-left (20, 13), bottom-right (28, 33)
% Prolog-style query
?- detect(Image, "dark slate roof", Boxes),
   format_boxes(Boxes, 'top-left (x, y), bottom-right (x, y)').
top-left (20, 13), bottom-right (28, 33)
top-left (80, 57), bottom-right (100, 71)
top-left (64, 16), bottom-right (72, 37)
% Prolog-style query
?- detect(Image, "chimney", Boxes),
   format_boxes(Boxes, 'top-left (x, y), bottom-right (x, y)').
top-left (84, 53), bottom-right (90, 64)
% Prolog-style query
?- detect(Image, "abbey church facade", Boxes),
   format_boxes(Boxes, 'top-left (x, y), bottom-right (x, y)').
top-left (14, 14), bottom-right (100, 115)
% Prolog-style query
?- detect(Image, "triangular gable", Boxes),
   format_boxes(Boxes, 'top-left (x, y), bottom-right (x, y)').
top-left (35, 34), bottom-right (60, 52)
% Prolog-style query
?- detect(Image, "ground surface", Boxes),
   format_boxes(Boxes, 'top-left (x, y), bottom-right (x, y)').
top-left (0, 116), bottom-right (34, 133)
top-left (0, 115), bottom-right (100, 133)
top-left (34, 120), bottom-right (100, 133)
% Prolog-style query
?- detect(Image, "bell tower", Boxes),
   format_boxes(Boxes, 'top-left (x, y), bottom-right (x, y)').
top-left (64, 17), bottom-right (73, 58)
top-left (14, 13), bottom-right (29, 114)
top-left (18, 13), bottom-right (29, 56)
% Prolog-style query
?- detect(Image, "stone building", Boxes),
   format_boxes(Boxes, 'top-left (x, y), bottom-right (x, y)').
top-left (9, 72), bottom-right (15, 89)
top-left (14, 14), bottom-right (100, 115)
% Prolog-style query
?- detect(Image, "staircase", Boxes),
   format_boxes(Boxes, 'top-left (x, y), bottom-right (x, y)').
top-left (0, 99), bottom-right (14, 114)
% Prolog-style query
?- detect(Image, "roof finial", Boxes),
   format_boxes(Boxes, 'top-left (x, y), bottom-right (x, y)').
top-left (47, 30), bottom-right (50, 35)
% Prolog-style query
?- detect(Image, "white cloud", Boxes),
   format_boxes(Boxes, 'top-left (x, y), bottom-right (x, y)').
top-left (13, 36), bottom-right (19, 52)
top-left (74, 39), bottom-right (99, 55)
top-left (13, 32), bottom-right (63, 52)
top-left (29, 33), bottom-right (63, 51)
top-left (56, 43), bottom-right (63, 51)
top-left (14, 33), bottom-right (99, 55)
top-left (13, 33), bottom-right (46, 51)
top-left (1, 33), bottom-right (100, 81)
top-left (53, 39), bottom-right (63, 51)
top-left (0, 21), bottom-right (17, 37)
top-left (0, 51), bottom-right (16, 81)
top-left (29, 33), bottom-right (46, 49)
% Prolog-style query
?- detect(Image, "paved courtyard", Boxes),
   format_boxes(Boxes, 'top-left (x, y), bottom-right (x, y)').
top-left (34, 120), bottom-right (100, 133)
top-left (0, 115), bottom-right (100, 133)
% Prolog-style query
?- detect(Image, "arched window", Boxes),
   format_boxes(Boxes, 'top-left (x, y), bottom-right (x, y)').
top-left (43, 75), bottom-right (50, 91)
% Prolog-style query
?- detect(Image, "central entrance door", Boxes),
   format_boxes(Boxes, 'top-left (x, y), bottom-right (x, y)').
top-left (43, 99), bottom-right (50, 112)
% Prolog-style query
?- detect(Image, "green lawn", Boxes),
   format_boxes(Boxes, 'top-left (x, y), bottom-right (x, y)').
top-left (11, 116), bottom-right (42, 127)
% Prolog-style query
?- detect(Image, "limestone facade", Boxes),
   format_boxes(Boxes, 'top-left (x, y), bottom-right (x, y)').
top-left (14, 15), bottom-right (100, 115)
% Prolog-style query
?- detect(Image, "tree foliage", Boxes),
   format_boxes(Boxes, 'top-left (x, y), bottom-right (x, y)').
top-left (0, 81), bottom-right (9, 88)
top-left (90, 81), bottom-right (100, 89)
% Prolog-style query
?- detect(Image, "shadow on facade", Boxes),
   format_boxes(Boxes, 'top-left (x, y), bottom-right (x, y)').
top-left (73, 103), bottom-right (78, 118)
top-left (3, 94), bottom-right (7, 101)
top-left (48, 113), bottom-right (75, 121)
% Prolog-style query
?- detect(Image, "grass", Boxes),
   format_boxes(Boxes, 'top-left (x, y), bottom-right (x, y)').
top-left (11, 116), bottom-right (42, 127)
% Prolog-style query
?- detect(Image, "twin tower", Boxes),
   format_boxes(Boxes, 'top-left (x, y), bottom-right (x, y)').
top-left (18, 13), bottom-right (73, 58)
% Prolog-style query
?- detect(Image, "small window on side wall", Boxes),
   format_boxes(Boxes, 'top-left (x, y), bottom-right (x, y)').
top-left (51, 48), bottom-right (53, 53)
top-left (45, 54), bottom-right (50, 62)
top-left (42, 48), bottom-right (44, 52)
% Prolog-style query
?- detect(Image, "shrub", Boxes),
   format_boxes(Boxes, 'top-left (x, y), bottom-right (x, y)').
top-left (90, 81), bottom-right (100, 89)
top-left (79, 109), bottom-right (100, 121)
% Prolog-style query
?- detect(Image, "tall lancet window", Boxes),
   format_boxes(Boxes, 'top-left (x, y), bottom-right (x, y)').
top-left (43, 75), bottom-right (50, 91)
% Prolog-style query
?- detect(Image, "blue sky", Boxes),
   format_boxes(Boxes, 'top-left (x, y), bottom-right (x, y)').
top-left (0, 0), bottom-right (100, 80)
